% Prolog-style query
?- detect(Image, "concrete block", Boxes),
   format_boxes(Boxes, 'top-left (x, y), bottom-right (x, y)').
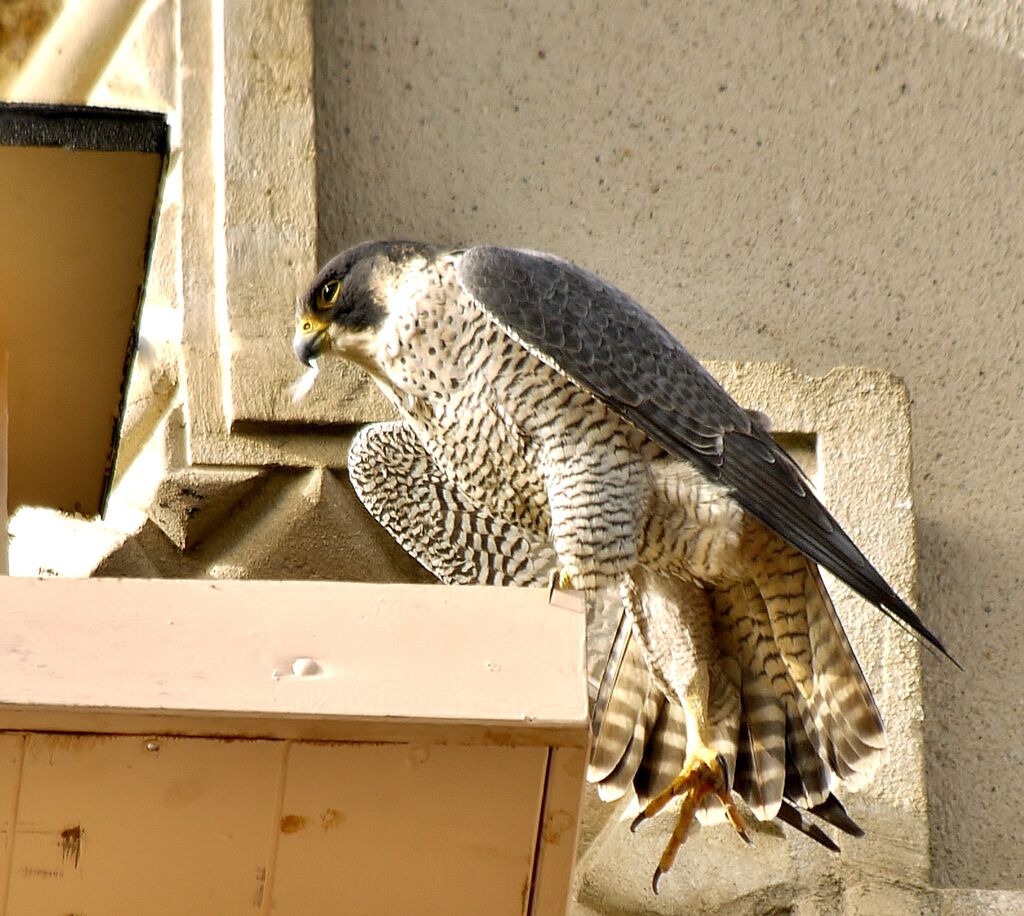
top-left (149, 465), bottom-right (268, 550)
top-left (107, 405), bottom-right (187, 524)
top-left (575, 793), bottom-right (797, 915)
top-left (90, 0), bottom-right (177, 111)
top-left (9, 507), bottom-right (144, 578)
top-left (219, 0), bottom-right (319, 428)
top-left (6, 0), bottom-right (147, 103)
top-left (938, 889), bottom-right (1024, 915)
top-left (0, 1), bottom-right (62, 94)
top-left (88, 517), bottom-right (167, 579)
top-left (204, 467), bottom-right (434, 584)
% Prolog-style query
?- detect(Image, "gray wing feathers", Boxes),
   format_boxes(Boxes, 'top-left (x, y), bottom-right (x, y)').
top-left (457, 245), bottom-right (948, 660)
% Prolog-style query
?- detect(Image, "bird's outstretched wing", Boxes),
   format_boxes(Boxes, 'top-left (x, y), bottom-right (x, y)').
top-left (457, 245), bottom-right (950, 660)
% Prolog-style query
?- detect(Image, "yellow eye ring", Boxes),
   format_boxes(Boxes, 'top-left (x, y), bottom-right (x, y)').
top-left (318, 279), bottom-right (341, 308)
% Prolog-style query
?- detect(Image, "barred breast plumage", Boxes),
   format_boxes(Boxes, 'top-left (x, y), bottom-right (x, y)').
top-left (372, 254), bottom-right (655, 591)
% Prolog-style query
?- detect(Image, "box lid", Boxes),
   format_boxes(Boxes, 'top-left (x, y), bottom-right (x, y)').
top-left (0, 102), bottom-right (168, 516)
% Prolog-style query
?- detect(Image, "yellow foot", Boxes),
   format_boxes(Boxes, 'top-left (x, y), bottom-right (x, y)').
top-left (630, 752), bottom-right (752, 894)
top-left (546, 567), bottom-right (577, 602)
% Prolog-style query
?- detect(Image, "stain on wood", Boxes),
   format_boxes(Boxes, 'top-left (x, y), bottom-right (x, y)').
top-left (60, 825), bottom-right (82, 868)
top-left (320, 807), bottom-right (345, 831)
top-left (253, 866), bottom-right (266, 908)
top-left (163, 775), bottom-right (206, 807)
top-left (280, 814), bottom-right (306, 833)
top-left (541, 810), bottom-right (574, 845)
top-left (19, 865), bottom-right (63, 879)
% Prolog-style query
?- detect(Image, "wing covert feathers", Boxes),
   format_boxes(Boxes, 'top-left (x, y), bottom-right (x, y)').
top-left (457, 245), bottom-right (950, 661)
top-left (349, 422), bottom-right (556, 586)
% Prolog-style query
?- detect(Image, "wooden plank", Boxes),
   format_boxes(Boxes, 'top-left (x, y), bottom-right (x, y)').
top-left (0, 583), bottom-right (589, 911)
top-left (0, 709), bottom-right (576, 748)
top-left (0, 142), bottom-right (164, 516)
top-left (1, 352), bottom-right (7, 575)
top-left (0, 734), bottom-right (25, 912)
top-left (529, 746), bottom-right (588, 915)
top-left (269, 741), bottom-right (548, 916)
top-left (4, 733), bottom-right (282, 915)
top-left (0, 579), bottom-right (588, 747)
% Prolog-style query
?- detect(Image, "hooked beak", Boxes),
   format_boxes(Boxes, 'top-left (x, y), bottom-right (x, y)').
top-left (293, 324), bottom-right (327, 367)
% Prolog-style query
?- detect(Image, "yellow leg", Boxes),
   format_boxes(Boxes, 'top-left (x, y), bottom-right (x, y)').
top-left (631, 750), bottom-right (752, 894)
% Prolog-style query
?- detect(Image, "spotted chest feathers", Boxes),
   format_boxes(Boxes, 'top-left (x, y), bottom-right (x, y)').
top-left (369, 254), bottom-right (744, 591)
top-left (371, 258), bottom-right (551, 532)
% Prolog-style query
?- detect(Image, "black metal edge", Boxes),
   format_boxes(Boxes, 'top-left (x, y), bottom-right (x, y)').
top-left (0, 102), bottom-right (169, 155)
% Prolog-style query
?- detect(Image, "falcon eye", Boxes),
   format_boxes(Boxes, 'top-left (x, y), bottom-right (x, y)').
top-left (318, 279), bottom-right (341, 308)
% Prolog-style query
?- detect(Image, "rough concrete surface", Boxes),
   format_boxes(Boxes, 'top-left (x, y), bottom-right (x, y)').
top-left (0, 0), bottom-right (61, 92)
top-left (314, 0), bottom-right (1023, 892)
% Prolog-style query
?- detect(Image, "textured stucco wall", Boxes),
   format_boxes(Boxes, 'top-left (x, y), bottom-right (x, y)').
top-left (313, 0), bottom-right (1023, 891)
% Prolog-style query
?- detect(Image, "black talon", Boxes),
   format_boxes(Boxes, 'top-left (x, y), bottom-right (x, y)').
top-left (630, 811), bottom-right (646, 834)
top-left (715, 753), bottom-right (730, 789)
top-left (652, 867), bottom-right (664, 895)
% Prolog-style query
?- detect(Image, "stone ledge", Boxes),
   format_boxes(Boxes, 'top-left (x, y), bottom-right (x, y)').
top-left (938, 889), bottom-right (1024, 915)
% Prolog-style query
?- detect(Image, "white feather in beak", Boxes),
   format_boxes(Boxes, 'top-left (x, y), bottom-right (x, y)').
top-left (290, 358), bottom-right (320, 403)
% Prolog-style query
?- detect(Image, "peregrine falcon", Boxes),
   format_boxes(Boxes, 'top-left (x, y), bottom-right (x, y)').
top-left (292, 240), bottom-right (950, 892)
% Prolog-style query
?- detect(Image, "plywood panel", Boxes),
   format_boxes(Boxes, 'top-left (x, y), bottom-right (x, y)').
top-left (529, 746), bottom-right (588, 915)
top-left (270, 742), bottom-right (548, 916)
top-left (0, 579), bottom-right (588, 747)
top-left (5, 734), bottom-right (282, 915)
top-left (0, 142), bottom-right (164, 515)
top-left (0, 734), bottom-right (25, 910)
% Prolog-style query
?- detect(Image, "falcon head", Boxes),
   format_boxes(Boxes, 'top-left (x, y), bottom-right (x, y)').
top-left (292, 239), bottom-right (440, 368)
